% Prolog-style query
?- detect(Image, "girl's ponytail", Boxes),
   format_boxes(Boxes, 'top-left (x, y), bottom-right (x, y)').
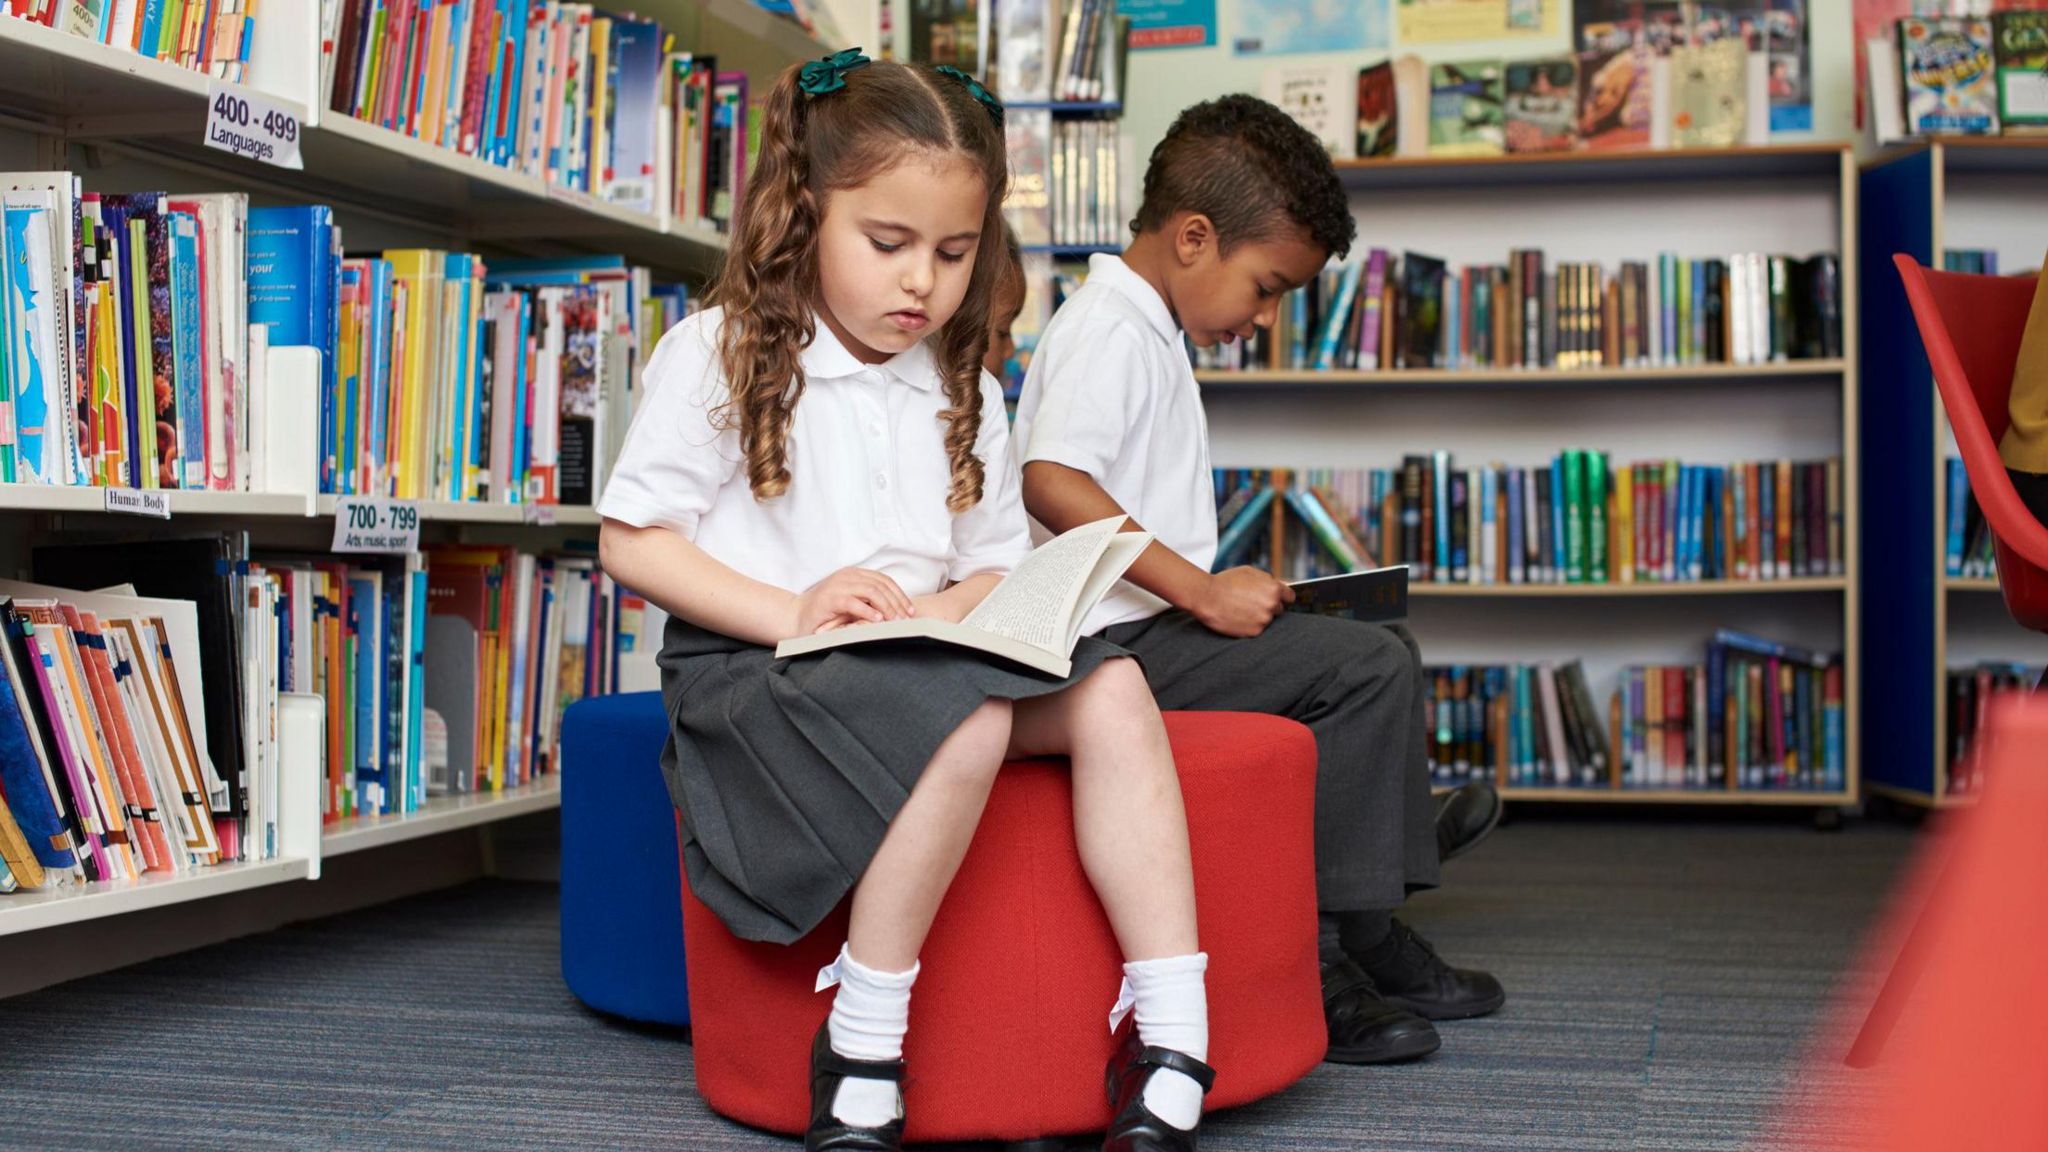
top-left (708, 62), bottom-right (821, 503)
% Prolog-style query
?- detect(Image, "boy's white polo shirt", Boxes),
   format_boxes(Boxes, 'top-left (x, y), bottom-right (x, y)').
top-left (1013, 253), bottom-right (1216, 636)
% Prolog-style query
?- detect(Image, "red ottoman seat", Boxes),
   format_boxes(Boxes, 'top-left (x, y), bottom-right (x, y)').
top-left (680, 711), bottom-right (1326, 1145)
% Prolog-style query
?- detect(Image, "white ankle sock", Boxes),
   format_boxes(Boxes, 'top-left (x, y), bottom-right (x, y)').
top-left (1118, 952), bottom-right (1210, 1131)
top-left (819, 945), bottom-right (918, 1128)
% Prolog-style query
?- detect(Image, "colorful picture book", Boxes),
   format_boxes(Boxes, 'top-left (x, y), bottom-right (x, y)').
top-left (1899, 16), bottom-right (2000, 136)
top-left (4, 0), bottom-right (256, 79)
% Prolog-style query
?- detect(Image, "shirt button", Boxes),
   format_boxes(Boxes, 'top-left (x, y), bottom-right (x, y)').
top-left (875, 473), bottom-right (889, 490)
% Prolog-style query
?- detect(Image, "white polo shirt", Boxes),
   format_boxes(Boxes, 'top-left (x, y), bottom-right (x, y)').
top-left (599, 307), bottom-right (1032, 598)
top-left (1013, 254), bottom-right (1216, 635)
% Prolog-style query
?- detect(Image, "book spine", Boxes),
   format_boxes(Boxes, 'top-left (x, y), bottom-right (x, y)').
top-left (1562, 449), bottom-right (1585, 583)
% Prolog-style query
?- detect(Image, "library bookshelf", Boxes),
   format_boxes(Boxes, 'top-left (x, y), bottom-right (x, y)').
top-left (1859, 138), bottom-right (2048, 809)
top-left (0, 0), bottom-right (820, 950)
top-left (1201, 142), bottom-right (1861, 808)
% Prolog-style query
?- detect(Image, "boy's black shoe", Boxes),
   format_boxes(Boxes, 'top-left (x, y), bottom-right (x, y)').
top-left (1320, 954), bottom-right (1441, 1063)
top-left (1435, 781), bottom-right (1503, 862)
top-left (1102, 1018), bottom-right (1214, 1152)
top-left (805, 1022), bottom-right (906, 1152)
top-left (1356, 918), bottom-right (1506, 1021)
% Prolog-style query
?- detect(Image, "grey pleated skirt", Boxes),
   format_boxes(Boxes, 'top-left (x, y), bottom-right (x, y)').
top-left (657, 616), bottom-right (1132, 945)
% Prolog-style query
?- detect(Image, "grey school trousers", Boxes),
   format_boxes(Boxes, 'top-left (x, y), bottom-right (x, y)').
top-left (1100, 610), bottom-right (1439, 912)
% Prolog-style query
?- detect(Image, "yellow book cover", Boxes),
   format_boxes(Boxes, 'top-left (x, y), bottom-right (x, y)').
top-left (1614, 464), bottom-right (1633, 583)
top-left (337, 281), bottom-right (361, 490)
top-left (385, 250), bottom-right (445, 499)
top-left (0, 787), bottom-right (44, 890)
top-left (590, 17), bottom-right (613, 195)
top-left (420, 5), bottom-right (453, 147)
top-left (126, 219), bottom-right (155, 490)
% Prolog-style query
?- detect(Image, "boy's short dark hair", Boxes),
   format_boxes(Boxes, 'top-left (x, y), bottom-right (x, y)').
top-left (1132, 94), bottom-right (1356, 260)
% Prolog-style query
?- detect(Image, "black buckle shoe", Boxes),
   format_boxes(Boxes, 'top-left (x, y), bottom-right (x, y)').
top-left (1435, 781), bottom-right (1503, 862)
top-left (1102, 1019), bottom-right (1215, 1152)
top-left (1356, 918), bottom-right (1506, 1022)
top-left (805, 1021), bottom-right (906, 1152)
top-left (1320, 954), bottom-right (1441, 1064)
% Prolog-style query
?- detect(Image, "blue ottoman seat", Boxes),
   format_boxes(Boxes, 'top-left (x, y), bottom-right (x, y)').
top-left (560, 691), bottom-right (689, 1026)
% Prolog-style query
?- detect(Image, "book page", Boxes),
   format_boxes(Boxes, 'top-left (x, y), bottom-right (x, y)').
top-left (962, 516), bottom-right (1123, 654)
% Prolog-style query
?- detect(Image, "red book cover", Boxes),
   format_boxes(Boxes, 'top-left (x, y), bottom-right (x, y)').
top-left (1663, 666), bottom-right (1686, 778)
top-left (65, 608), bottom-right (174, 873)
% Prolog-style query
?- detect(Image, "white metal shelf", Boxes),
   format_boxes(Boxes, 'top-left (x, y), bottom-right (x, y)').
top-left (0, 484), bottom-right (599, 526)
top-left (0, 856), bottom-right (313, 937)
top-left (323, 775), bottom-right (561, 857)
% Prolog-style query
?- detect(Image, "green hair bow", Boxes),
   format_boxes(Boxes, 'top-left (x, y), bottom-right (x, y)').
top-left (799, 48), bottom-right (871, 97)
top-left (934, 65), bottom-right (1005, 126)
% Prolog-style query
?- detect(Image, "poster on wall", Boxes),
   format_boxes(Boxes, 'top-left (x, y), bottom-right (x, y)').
top-left (1574, 0), bottom-right (1810, 133)
top-left (1234, 0), bottom-right (1389, 56)
top-left (1121, 0), bottom-right (1220, 48)
top-left (1397, 0), bottom-right (1557, 47)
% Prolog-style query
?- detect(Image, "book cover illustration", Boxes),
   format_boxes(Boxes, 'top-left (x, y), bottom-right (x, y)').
top-left (1994, 10), bottom-right (2048, 132)
top-left (1576, 46), bottom-right (1649, 149)
top-left (1900, 17), bottom-right (2000, 135)
top-left (1428, 60), bottom-right (1506, 155)
top-left (1504, 57), bottom-right (1580, 152)
top-left (3, 195), bottom-right (60, 484)
top-left (1670, 36), bottom-right (1747, 147)
top-left (1357, 61), bottom-right (1398, 158)
top-left (1263, 64), bottom-right (1355, 159)
top-left (1766, 0), bottom-right (1813, 133)
top-left (556, 290), bottom-right (602, 506)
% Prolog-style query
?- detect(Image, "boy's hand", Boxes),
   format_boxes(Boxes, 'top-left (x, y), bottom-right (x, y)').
top-left (1194, 567), bottom-right (1295, 637)
top-left (792, 567), bottom-right (914, 636)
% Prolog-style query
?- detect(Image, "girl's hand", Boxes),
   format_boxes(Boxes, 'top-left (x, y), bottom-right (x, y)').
top-left (910, 592), bottom-right (969, 624)
top-left (791, 567), bottom-right (914, 637)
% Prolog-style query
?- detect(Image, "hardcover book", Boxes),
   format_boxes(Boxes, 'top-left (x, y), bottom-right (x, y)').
top-left (1994, 10), bottom-right (2048, 133)
top-left (1356, 61), bottom-right (1398, 159)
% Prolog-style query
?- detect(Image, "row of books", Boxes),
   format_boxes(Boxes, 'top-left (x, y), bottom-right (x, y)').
top-left (1945, 662), bottom-right (2035, 797)
top-left (991, 0), bottom-right (1126, 102)
top-left (0, 533), bottom-right (642, 896)
top-left (1190, 250), bottom-right (1844, 374)
top-left (1945, 458), bottom-right (1999, 580)
top-left (1887, 13), bottom-right (2048, 138)
top-left (0, 175), bottom-right (690, 503)
top-left (1003, 112), bottom-right (1124, 250)
top-left (280, 544), bottom-right (625, 820)
top-left (1214, 455), bottom-right (1846, 586)
top-left (1943, 249), bottom-right (2006, 276)
top-left (1424, 631), bottom-right (1846, 793)
top-left (0, 588), bottom-right (229, 893)
top-left (317, 1), bottom-right (753, 231)
top-left (3, 0), bottom-right (256, 80)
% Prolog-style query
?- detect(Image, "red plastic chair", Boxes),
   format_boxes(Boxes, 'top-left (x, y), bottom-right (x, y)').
top-left (1849, 257), bottom-right (2045, 1069)
top-left (1893, 254), bottom-right (2048, 631)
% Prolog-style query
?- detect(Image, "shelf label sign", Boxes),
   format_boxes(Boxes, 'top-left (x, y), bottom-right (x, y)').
top-left (204, 81), bottom-right (305, 170)
top-left (332, 497), bottom-right (421, 554)
top-left (103, 488), bottom-right (171, 519)
top-left (521, 502), bottom-right (556, 526)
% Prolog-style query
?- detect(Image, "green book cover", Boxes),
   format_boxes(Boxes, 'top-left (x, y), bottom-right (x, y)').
top-left (1563, 449), bottom-right (1586, 583)
top-left (1995, 11), bottom-right (2048, 130)
top-left (1428, 60), bottom-right (1507, 156)
top-left (1662, 459), bottom-right (1681, 580)
top-left (1675, 258), bottom-right (1692, 365)
top-left (1587, 449), bottom-right (1609, 583)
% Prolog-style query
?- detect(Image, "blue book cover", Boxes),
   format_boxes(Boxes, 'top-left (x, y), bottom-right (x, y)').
top-left (1290, 288), bottom-right (1309, 370)
top-left (1314, 262), bottom-right (1364, 371)
top-left (1946, 458), bottom-right (1968, 576)
top-left (1479, 466), bottom-right (1497, 583)
top-left (486, 255), bottom-right (628, 282)
top-left (1758, 462), bottom-right (1776, 577)
top-left (1712, 627), bottom-right (1830, 667)
top-left (1549, 455), bottom-right (1567, 585)
top-left (507, 292), bottom-right (532, 501)
top-left (381, 565), bottom-right (406, 812)
top-left (1432, 452), bottom-right (1451, 579)
top-left (1214, 485), bottom-right (1276, 570)
top-left (168, 213), bottom-right (205, 489)
top-left (1824, 691), bottom-right (1844, 790)
top-left (609, 19), bottom-right (665, 215)
top-left (246, 206), bottom-right (325, 346)
top-left (0, 648), bottom-right (77, 873)
top-left (1505, 467), bottom-right (1523, 583)
top-left (367, 260), bottom-right (395, 495)
top-left (1706, 642), bottom-right (1726, 786)
top-left (138, 0), bottom-right (166, 62)
top-left (346, 571), bottom-right (384, 812)
top-left (444, 254), bottom-right (480, 500)
top-left (406, 562), bottom-right (427, 808)
top-left (1681, 466), bottom-right (1701, 581)
top-left (1690, 260), bottom-right (1707, 363)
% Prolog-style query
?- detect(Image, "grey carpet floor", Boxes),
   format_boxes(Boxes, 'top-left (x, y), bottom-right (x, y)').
top-left (0, 818), bottom-right (1919, 1151)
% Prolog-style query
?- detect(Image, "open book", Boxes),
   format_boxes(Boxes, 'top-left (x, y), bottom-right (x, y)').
top-left (1287, 564), bottom-right (1410, 624)
top-left (775, 517), bottom-right (1150, 677)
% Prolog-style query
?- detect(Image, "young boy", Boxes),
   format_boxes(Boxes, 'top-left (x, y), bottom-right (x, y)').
top-left (1014, 94), bottom-right (1505, 1064)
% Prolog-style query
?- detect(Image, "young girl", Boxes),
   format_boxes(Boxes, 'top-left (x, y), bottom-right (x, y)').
top-left (597, 54), bottom-right (1214, 1152)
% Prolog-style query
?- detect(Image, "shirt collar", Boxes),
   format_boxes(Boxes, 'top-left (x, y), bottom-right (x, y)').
top-left (801, 314), bottom-right (938, 391)
top-left (1086, 253), bottom-right (1181, 346)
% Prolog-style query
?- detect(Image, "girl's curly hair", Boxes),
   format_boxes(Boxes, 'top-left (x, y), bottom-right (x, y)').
top-left (707, 58), bottom-right (1009, 515)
